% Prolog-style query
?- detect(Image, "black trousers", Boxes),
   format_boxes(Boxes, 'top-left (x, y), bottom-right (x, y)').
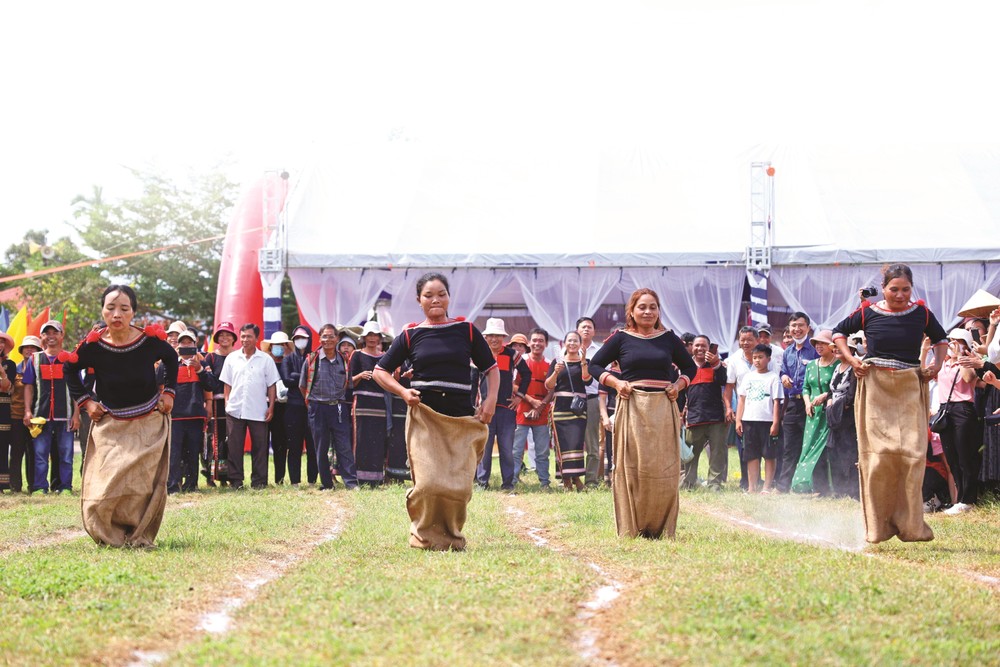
top-left (8, 421), bottom-right (33, 492)
top-left (776, 398), bottom-right (806, 492)
top-left (939, 402), bottom-right (982, 505)
top-left (283, 402), bottom-right (316, 484)
top-left (269, 402), bottom-right (288, 483)
top-left (226, 416), bottom-right (270, 488)
top-left (827, 417), bottom-right (860, 499)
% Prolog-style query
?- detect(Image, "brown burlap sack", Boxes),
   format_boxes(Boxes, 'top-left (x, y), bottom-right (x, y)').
top-left (404, 403), bottom-right (488, 551)
top-left (612, 390), bottom-right (681, 539)
top-left (81, 410), bottom-right (170, 548)
top-left (855, 368), bottom-right (933, 543)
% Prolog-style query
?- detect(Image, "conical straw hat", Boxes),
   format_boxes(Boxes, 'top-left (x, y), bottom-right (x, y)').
top-left (957, 289), bottom-right (1000, 318)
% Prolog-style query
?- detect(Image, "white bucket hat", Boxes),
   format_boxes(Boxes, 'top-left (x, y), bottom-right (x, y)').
top-left (947, 328), bottom-right (974, 349)
top-left (482, 318), bottom-right (508, 337)
top-left (360, 321), bottom-right (381, 337)
top-left (262, 331), bottom-right (291, 350)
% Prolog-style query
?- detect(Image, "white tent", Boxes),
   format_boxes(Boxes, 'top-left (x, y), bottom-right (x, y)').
top-left (281, 142), bottom-right (1000, 344)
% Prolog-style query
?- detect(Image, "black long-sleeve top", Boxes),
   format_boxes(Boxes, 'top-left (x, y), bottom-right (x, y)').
top-left (281, 350), bottom-right (309, 406)
top-left (377, 319), bottom-right (496, 395)
top-left (590, 329), bottom-right (697, 385)
top-left (156, 358), bottom-right (214, 419)
top-left (832, 300), bottom-right (947, 366)
top-left (66, 327), bottom-right (179, 419)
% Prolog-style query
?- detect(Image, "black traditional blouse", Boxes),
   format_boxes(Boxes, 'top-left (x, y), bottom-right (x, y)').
top-left (377, 319), bottom-right (496, 395)
top-left (66, 327), bottom-right (179, 419)
top-left (832, 300), bottom-right (947, 366)
top-left (590, 329), bottom-right (697, 384)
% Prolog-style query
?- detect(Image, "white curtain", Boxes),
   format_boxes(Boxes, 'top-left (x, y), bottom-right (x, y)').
top-left (516, 268), bottom-right (622, 339)
top-left (620, 266), bottom-right (746, 348)
top-left (772, 263), bottom-right (1000, 332)
top-left (910, 262), bottom-right (1000, 329)
top-left (769, 265), bottom-right (884, 330)
top-left (389, 268), bottom-right (515, 327)
top-left (288, 267), bottom-right (402, 330)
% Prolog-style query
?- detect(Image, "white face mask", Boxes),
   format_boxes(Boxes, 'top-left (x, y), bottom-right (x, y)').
top-left (793, 336), bottom-right (808, 346)
top-left (294, 338), bottom-right (308, 350)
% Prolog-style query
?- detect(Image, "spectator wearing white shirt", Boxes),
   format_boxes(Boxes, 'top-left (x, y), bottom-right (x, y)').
top-left (219, 323), bottom-right (280, 489)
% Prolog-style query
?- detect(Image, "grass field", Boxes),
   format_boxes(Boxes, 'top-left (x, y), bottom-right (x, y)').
top-left (1, 449), bottom-right (998, 666)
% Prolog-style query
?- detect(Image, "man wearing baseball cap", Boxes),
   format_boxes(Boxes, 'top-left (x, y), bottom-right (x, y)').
top-left (22, 320), bottom-right (79, 494)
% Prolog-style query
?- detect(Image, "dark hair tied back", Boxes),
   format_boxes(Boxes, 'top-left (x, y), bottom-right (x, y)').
top-left (416, 272), bottom-right (450, 298)
top-left (881, 263), bottom-right (913, 287)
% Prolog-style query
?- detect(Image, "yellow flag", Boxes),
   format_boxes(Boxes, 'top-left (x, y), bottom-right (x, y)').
top-left (6, 306), bottom-right (28, 364)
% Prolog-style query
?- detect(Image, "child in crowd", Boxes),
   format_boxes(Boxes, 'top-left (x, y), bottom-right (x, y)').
top-left (736, 344), bottom-right (784, 493)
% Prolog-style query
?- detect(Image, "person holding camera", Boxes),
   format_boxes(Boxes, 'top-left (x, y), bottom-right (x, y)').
top-left (545, 330), bottom-right (591, 492)
top-left (832, 264), bottom-right (948, 543)
top-left (934, 328), bottom-right (982, 515)
top-left (590, 288), bottom-right (697, 539)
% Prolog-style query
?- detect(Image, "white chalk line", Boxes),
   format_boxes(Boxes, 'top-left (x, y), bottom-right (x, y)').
top-left (504, 503), bottom-right (622, 665)
top-left (127, 500), bottom-right (347, 666)
top-left (695, 504), bottom-right (1000, 595)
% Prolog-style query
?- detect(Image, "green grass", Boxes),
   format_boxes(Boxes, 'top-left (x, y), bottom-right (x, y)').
top-left (1, 450), bottom-right (998, 666)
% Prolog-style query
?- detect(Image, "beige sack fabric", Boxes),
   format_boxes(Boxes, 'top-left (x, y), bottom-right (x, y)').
top-left (81, 410), bottom-right (170, 548)
top-left (404, 403), bottom-right (488, 551)
top-left (855, 367), bottom-right (933, 543)
top-left (612, 390), bottom-right (681, 539)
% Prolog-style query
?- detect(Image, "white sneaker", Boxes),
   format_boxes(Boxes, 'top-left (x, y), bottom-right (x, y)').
top-left (943, 502), bottom-right (972, 515)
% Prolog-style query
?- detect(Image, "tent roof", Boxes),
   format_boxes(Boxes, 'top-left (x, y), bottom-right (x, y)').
top-left (283, 142), bottom-right (1000, 268)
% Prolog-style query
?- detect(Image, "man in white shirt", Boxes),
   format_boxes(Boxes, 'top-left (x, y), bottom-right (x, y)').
top-left (219, 323), bottom-right (280, 489)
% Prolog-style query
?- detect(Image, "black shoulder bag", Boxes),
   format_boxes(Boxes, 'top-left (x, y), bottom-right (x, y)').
top-left (929, 368), bottom-right (961, 434)
top-left (566, 362), bottom-right (587, 416)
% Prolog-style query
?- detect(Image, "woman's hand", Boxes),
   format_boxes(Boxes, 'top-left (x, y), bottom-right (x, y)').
top-left (402, 388), bottom-right (421, 407)
top-left (665, 382), bottom-right (680, 401)
top-left (957, 354), bottom-right (984, 369)
top-left (615, 378), bottom-right (633, 399)
top-left (805, 400), bottom-right (814, 418)
top-left (983, 370), bottom-right (1000, 388)
top-left (86, 401), bottom-right (107, 422)
top-left (851, 357), bottom-right (870, 378)
top-left (553, 360), bottom-right (566, 375)
top-left (919, 366), bottom-right (939, 382)
top-left (158, 393), bottom-right (174, 415)
top-left (990, 307), bottom-right (1000, 327)
top-left (811, 393), bottom-right (827, 407)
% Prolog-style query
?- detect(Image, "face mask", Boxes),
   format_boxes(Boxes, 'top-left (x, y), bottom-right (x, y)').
top-left (793, 336), bottom-right (808, 346)
top-left (294, 339), bottom-right (308, 351)
top-left (271, 346), bottom-right (285, 358)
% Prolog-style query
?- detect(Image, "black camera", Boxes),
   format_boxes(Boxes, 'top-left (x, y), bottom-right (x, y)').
top-left (860, 286), bottom-right (878, 299)
top-left (178, 346), bottom-right (198, 356)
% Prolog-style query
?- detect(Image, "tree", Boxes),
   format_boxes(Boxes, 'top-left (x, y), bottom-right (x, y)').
top-left (69, 167), bottom-right (238, 330)
top-left (1, 229), bottom-right (106, 341)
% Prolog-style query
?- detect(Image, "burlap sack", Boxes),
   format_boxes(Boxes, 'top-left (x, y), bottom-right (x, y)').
top-left (81, 410), bottom-right (170, 548)
top-left (855, 368), bottom-right (933, 543)
top-left (612, 390), bottom-right (681, 539)
top-left (404, 403), bottom-right (488, 551)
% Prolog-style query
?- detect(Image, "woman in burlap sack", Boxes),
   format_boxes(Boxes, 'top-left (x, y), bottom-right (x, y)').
top-left (65, 285), bottom-right (178, 548)
top-left (590, 288), bottom-right (696, 539)
top-left (374, 273), bottom-right (499, 551)
top-left (832, 264), bottom-right (948, 543)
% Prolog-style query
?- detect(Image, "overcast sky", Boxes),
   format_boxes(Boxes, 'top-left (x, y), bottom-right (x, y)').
top-left (2, 0), bottom-right (998, 252)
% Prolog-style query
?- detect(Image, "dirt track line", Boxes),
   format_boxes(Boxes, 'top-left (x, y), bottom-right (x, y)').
top-left (503, 500), bottom-right (622, 666)
top-left (687, 502), bottom-right (1000, 595)
top-left (120, 497), bottom-right (349, 667)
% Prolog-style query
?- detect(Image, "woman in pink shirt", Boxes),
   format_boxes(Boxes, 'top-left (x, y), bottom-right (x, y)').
top-left (936, 328), bottom-right (982, 515)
